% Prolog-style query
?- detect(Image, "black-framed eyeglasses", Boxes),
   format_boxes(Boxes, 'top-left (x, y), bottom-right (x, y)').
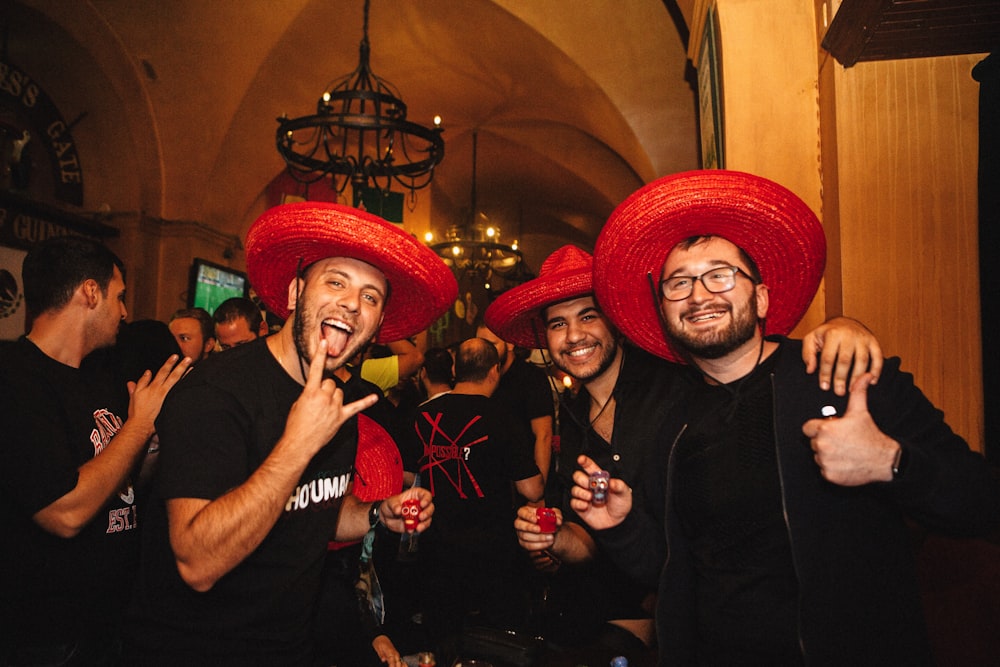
top-left (658, 266), bottom-right (754, 301)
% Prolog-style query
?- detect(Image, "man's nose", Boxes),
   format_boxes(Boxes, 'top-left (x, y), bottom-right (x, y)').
top-left (565, 320), bottom-right (585, 341)
top-left (689, 277), bottom-right (714, 302)
top-left (337, 289), bottom-right (361, 311)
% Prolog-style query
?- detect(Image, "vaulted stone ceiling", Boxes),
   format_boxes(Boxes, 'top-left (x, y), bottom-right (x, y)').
top-left (8, 0), bottom-right (698, 272)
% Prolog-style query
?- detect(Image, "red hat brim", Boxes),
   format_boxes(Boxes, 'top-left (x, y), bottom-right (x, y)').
top-left (351, 414), bottom-right (404, 502)
top-left (329, 414), bottom-right (404, 550)
top-left (594, 170), bottom-right (826, 362)
top-left (484, 245), bottom-right (594, 349)
top-left (246, 202), bottom-right (457, 343)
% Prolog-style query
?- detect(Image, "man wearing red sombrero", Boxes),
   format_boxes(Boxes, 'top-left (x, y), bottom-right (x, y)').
top-left (572, 170), bottom-right (1000, 665)
top-left (125, 202), bottom-right (456, 665)
top-left (485, 243), bottom-right (884, 665)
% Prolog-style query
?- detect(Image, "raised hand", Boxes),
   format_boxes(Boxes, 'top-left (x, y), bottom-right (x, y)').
top-left (371, 635), bottom-right (404, 667)
top-left (514, 504), bottom-right (561, 552)
top-left (128, 354), bottom-right (192, 437)
top-left (802, 372), bottom-right (899, 486)
top-left (285, 340), bottom-right (379, 460)
top-left (378, 486), bottom-right (434, 534)
top-left (801, 316), bottom-right (884, 395)
top-left (569, 455), bottom-right (632, 530)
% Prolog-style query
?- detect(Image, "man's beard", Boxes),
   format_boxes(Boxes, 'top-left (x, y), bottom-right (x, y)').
top-left (292, 302), bottom-right (368, 379)
top-left (552, 336), bottom-right (619, 383)
top-left (665, 291), bottom-right (759, 360)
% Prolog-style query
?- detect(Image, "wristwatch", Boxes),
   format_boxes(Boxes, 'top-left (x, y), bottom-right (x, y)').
top-left (368, 501), bottom-right (381, 529)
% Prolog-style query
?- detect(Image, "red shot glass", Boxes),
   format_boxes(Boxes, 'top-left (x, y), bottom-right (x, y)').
top-left (401, 498), bottom-right (421, 532)
top-left (536, 507), bottom-right (557, 533)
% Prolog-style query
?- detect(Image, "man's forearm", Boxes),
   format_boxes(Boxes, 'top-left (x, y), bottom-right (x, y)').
top-left (530, 416), bottom-right (553, 483)
top-left (334, 494), bottom-right (378, 542)
top-left (33, 418), bottom-right (154, 538)
top-left (168, 434), bottom-right (314, 592)
top-left (550, 521), bottom-right (597, 563)
top-left (515, 474), bottom-right (545, 507)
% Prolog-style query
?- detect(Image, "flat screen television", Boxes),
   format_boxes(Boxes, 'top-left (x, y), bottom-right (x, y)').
top-left (187, 258), bottom-right (248, 315)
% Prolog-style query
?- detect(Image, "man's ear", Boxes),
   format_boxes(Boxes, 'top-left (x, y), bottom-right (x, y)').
top-left (286, 277), bottom-right (302, 312)
top-left (755, 283), bottom-right (770, 319)
top-left (81, 278), bottom-right (101, 309)
top-left (257, 319), bottom-right (269, 337)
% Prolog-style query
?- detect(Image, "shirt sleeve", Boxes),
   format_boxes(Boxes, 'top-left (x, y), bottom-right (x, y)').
top-left (520, 363), bottom-right (556, 421)
top-left (502, 403), bottom-right (541, 481)
top-left (360, 356), bottom-right (399, 394)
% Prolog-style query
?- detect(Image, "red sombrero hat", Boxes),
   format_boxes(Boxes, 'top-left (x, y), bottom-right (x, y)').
top-left (351, 414), bottom-right (404, 502)
top-left (593, 170), bottom-right (826, 362)
top-left (484, 245), bottom-right (594, 349)
top-left (329, 414), bottom-right (404, 550)
top-left (246, 202), bottom-right (457, 344)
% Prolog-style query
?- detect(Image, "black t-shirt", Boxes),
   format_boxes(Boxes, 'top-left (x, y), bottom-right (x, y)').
top-left (673, 345), bottom-right (802, 664)
top-left (126, 338), bottom-right (378, 665)
top-left (408, 392), bottom-right (539, 562)
top-left (493, 358), bottom-right (555, 427)
top-left (0, 337), bottom-right (133, 645)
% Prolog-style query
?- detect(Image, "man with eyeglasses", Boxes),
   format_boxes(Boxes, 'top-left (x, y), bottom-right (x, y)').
top-left (484, 243), bottom-right (881, 666)
top-left (574, 170), bottom-right (1000, 666)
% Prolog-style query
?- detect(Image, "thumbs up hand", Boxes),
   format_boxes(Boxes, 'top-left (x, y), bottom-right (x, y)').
top-left (801, 372), bottom-right (901, 486)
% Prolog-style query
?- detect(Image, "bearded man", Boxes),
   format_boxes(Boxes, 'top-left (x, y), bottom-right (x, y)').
top-left (125, 203), bottom-right (456, 665)
top-left (575, 170), bottom-right (1000, 666)
top-left (485, 241), bottom-right (882, 666)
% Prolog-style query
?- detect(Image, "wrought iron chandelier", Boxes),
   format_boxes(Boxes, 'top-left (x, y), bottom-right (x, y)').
top-left (275, 0), bottom-right (444, 195)
top-left (429, 131), bottom-right (529, 290)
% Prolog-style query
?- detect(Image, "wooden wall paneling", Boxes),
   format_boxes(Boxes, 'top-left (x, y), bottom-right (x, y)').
top-left (832, 55), bottom-right (984, 451)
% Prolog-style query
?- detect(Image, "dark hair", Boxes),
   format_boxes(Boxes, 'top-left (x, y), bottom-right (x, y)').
top-left (22, 236), bottom-right (125, 314)
top-left (112, 319), bottom-right (181, 384)
top-left (675, 235), bottom-right (762, 283)
top-left (212, 296), bottom-right (263, 332)
top-left (423, 346), bottom-right (454, 386)
top-left (454, 337), bottom-right (499, 383)
top-left (170, 307), bottom-right (215, 341)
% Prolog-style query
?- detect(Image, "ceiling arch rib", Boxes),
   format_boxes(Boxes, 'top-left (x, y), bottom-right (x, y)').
top-left (12, 0), bottom-right (699, 265)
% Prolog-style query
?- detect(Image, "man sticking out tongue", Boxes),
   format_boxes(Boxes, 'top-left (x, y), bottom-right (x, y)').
top-left (125, 202), bottom-right (457, 665)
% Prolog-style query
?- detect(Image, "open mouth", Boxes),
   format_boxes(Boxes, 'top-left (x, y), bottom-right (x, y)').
top-left (566, 344), bottom-right (598, 359)
top-left (321, 318), bottom-right (354, 357)
top-left (685, 310), bottom-right (726, 325)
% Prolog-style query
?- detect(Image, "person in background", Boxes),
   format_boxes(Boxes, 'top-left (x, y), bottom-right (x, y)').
top-left (0, 236), bottom-right (189, 665)
top-left (360, 330), bottom-right (428, 395)
top-left (99, 318), bottom-right (185, 492)
top-left (109, 319), bottom-right (183, 387)
top-left (476, 324), bottom-right (555, 485)
top-left (212, 296), bottom-right (268, 351)
top-left (577, 169), bottom-right (1000, 665)
top-left (417, 346), bottom-right (454, 405)
top-left (168, 306), bottom-right (216, 363)
top-left (403, 337), bottom-right (544, 659)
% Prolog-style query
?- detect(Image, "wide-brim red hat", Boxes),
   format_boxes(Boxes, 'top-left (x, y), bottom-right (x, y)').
top-left (484, 245), bottom-right (594, 349)
top-left (246, 202), bottom-right (457, 344)
top-left (351, 414), bottom-right (404, 502)
top-left (593, 170), bottom-right (826, 362)
top-left (329, 414), bottom-right (404, 550)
